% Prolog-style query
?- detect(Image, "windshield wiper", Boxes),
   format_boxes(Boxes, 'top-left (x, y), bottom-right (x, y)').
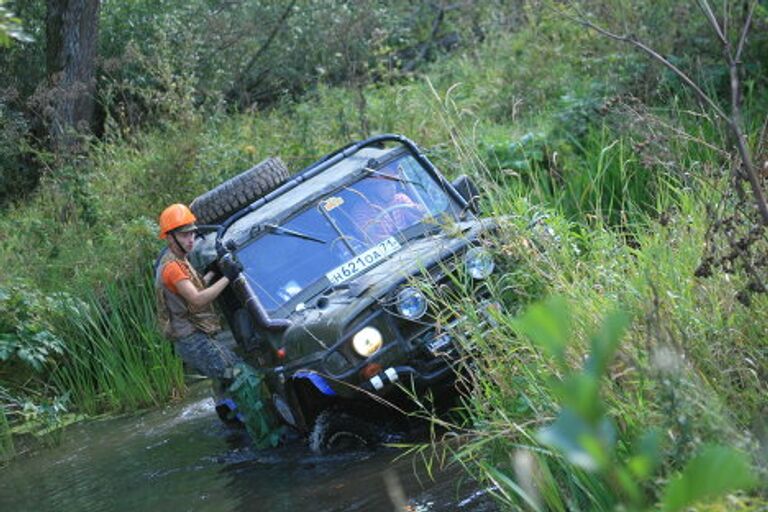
top-left (363, 167), bottom-right (422, 187)
top-left (263, 223), bottom-right (327, 244)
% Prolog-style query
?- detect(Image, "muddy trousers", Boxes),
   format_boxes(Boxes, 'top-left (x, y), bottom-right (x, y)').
top-left (174, 330), bottom-right (243, 381)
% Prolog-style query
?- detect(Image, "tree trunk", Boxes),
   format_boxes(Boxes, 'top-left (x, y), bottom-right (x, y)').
top-left (46, 0), bottom-right (100, 154)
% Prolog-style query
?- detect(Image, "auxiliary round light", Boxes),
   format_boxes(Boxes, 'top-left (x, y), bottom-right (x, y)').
top-left (465, 247), bottom-right (495, 280)
top-left (396, 287), bottom-right (428, 320)
top-left (351, 326), bottom-right (383, 357)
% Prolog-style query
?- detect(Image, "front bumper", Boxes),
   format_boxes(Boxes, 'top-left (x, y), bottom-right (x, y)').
top-left (292, 299), bottom-right (498, 398)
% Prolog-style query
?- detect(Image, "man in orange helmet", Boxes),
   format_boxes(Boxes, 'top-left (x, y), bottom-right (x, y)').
top-left (155, 203), bottom-right (243, 381)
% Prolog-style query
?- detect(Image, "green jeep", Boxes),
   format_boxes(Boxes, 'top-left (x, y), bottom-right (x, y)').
top-left (188, 134), bottom-right (496, 451)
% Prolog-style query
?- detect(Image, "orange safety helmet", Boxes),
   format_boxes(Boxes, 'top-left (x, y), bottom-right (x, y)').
top-left (158, 204), bottom-right (197, 239)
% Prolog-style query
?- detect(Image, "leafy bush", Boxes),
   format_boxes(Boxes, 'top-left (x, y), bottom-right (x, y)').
top-left (0, 1), bottom-right (32, 47)
top-left (0, 97), bottom-right (36, 208)
top-left (517, 298), bottom-right (758, 511)
top-left (0, 282), bottom-right (69, 379)
top-left (0, 282), bottom-right (78, 451)
top-left (434, 189), bottom-right (768, 508)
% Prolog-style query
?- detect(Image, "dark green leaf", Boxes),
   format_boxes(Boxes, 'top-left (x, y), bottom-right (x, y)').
top-left (662, 446), bottom-right (758, 512)
top-left (627, 429), bottom-right (661, 481)
top-left (514, 296), bottom-right (571, 368)
top-left (537, 408), bottom-right (609, 471)
top-left (555, 373), bottom-right (602, 421)
top-left (585, 309), bottom-right (629, 377)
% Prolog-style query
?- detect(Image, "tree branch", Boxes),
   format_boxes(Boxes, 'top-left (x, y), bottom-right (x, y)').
top-left (562, 0), bottom-right (768, 225)
top-left (226, 0), bottom-right (297, 107)
top-left (402, 4), bottom-right (446, 73)
top-left (695, 0), bottom-right (728, 46)
top-left (719, 1), bottom-right (768, 225)
top-left (735, 0), bottom-right (757, 62)
top-left (561, 4), bottom-right (728, 121)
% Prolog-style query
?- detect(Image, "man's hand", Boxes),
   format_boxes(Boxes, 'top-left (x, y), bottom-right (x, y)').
top-left (218, 253), bottom-right (243, 281)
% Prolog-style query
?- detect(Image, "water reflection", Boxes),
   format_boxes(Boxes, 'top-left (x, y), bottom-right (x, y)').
top-left (0, 385), bottom-right (496, 512)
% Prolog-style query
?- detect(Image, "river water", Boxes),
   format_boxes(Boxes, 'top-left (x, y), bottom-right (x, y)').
top-left (0, 385), bottom-right (498, 511)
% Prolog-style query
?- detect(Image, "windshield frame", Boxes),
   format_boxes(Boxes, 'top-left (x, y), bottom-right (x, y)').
top-left (232, 145), bottom-right (465, 318)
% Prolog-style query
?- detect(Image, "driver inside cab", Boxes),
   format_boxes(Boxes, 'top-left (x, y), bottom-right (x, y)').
top-left (349, 171), bottom-right (423, 244)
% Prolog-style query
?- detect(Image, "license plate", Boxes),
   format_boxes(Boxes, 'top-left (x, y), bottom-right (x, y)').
top-left (426, 332), bottom-right (453, 355)
top-left (325, 237), bottom-right (401, 285)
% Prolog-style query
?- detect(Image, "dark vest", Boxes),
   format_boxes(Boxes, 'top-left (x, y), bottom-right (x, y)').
top-left (155, 252), bottom-right (221, 339)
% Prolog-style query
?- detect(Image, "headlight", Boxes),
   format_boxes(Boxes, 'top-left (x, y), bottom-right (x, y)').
top-left (351, 326), bottom-right (383, 357)
top-left (396, 287), bottom-right (428, 319)
top-left (465, 247), bottom-right (495, 279)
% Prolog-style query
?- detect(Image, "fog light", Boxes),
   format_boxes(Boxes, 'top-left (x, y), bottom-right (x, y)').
top-left (465, 247), bottom-right (495, 279)
top-left (397, 287), bottom-right (428, 319)
top-left (352, 326), bottom-right (383, 357)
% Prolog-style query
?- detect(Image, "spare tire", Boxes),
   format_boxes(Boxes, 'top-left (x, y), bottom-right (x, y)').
top-left (191, 157), bottom-right (290, 224)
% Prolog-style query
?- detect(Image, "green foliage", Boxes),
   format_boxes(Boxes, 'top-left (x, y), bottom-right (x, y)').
top-left (524, 299), bottom-right (755, 510)
top-left (512, 296), bottom-right (571, 366)
top-left (0, 402), bottom-right (12, 462)
top-left (522, 300), bottom-right (628, 475)
top-left (0, 282), bottom-right (67, 375)
top-left (450, 286), bottom-right (763, 510)
top-left (485, 131), bottom-right (549, 173)
top-left (483, 90), bottom-right (681, 227)
top-left (0, 0), bottom-right (498, 206)
top-left (0, 1), bottom-right (32, 47)
top-left (0, 96), bottom-right (36, 207)
top-left (422, 119), bottom-right (765, 505)
top-left (8, 392), bottom-right (72, 444)
top-left (662, 445), bottom-right (758, 512)
top-left (0, 4), bottom-right (765, 500)
top-left (95, 0), bottom-right (490, 131)
top-left (50, 269), bottom-right (184, 414)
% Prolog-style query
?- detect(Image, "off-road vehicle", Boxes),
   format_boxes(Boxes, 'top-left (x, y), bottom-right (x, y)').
top-left (187, 134), bottom-right (497, 451)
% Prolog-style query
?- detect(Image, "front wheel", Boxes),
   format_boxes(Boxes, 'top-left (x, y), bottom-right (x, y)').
top-left (308, 409), bottom-right (378, 454)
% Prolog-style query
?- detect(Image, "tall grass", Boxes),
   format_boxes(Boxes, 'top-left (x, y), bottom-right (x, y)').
top-left (421, 208), bottom-right (767, 508)
top-left (418, 130), bottom-right (768, 508)
top-left (0, 404), bottom-right (12, 462)
top-left (50, 268), bottom-right (184, 415)
top-left (396, 80), bottom-right (768, 507)
top-left (0, 10), bottom-right (764, 497)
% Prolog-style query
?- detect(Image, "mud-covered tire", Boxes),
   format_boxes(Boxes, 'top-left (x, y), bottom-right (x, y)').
top-left (190, 157), bottom-right (290, 224)
top-left (309, 410), bottom-right (378, 453)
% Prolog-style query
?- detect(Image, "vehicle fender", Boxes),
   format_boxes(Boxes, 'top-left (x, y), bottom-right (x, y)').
top-left (293, 370), bottom-right (337, 396)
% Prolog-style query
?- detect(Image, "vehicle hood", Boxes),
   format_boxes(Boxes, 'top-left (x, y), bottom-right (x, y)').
top-left (277, 218), bottom-right (494, 355)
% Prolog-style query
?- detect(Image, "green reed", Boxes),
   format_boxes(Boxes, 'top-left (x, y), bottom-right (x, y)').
top-left (50, 268), bottom-right (184, 415)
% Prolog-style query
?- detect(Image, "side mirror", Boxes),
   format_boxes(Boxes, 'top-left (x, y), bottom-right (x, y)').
top-left (451, 175), bottom-right (480, 214)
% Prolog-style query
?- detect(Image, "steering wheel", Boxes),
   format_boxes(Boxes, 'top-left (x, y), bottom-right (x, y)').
top-left (368, 203), bottom-right (422, 230)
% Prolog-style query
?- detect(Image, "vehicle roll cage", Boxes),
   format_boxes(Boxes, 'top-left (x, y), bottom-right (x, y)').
top-left (214, 134), bottom-right (471, 333)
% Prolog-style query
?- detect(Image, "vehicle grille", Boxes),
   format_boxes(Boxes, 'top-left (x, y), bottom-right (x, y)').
top-left (388, 268), bottom-right (493, 350)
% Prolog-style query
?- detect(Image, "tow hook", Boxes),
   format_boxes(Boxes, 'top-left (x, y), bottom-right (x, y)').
top-left (369, 367), bottom-right (399, 391)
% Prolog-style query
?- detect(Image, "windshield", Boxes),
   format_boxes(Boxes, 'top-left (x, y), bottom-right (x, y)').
top-left (235, 153), bottom-right (460, 313)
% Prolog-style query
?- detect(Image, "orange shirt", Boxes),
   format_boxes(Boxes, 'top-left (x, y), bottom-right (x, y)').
top-left (161, 260), bottom-right (191, 295)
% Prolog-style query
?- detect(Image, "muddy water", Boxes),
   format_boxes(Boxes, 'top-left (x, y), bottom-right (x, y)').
top-left (0, 385), bottom-right (498, 511)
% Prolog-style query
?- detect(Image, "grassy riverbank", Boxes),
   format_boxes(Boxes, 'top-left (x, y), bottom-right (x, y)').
top-left (1, 3), bottom-right (766, 508)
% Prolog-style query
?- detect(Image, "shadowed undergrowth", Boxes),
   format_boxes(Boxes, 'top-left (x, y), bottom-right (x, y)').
top-left (0, 6), bottom-right (765, 506)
